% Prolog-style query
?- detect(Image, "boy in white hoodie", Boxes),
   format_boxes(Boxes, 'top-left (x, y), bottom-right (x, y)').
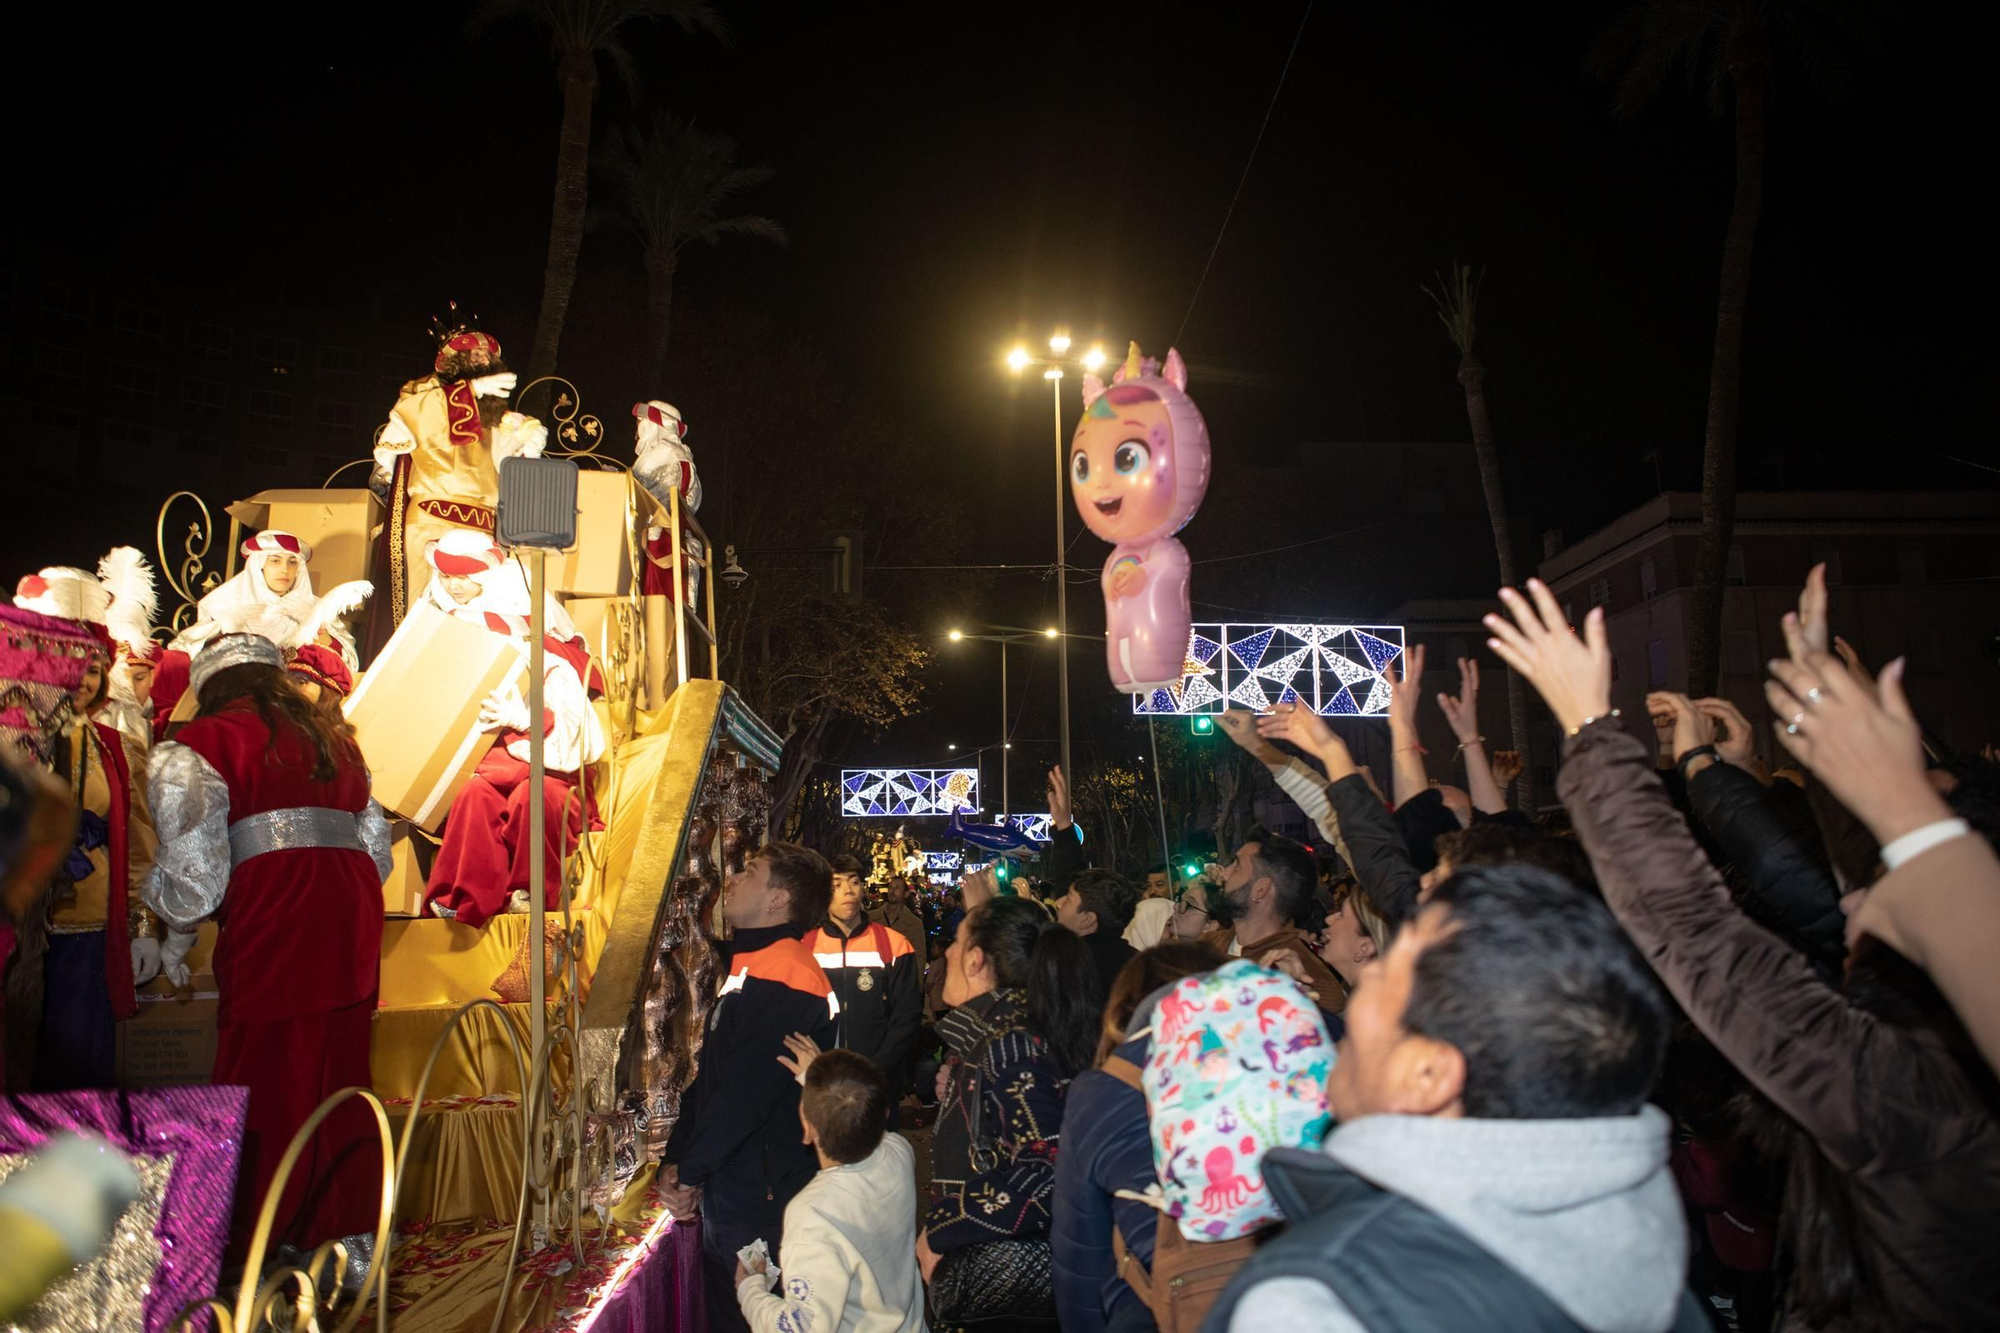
top-left (735, 1049), bottom-right (928, 1333)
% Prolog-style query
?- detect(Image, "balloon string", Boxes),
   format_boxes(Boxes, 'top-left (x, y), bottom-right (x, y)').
top-left (1172, 0), bottom-right (1317, 351)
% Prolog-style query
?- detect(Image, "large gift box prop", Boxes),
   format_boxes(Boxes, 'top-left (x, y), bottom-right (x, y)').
top-left (344, 603), bottom-right (526, 832)
top-left (226, 489), bottom-right (384, 589)
top-left (547, 471), bottom-right (668, 598)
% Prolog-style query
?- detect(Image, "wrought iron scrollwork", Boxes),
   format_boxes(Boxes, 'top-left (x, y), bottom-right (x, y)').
top-left (154, 491), bottom-right (219, 637)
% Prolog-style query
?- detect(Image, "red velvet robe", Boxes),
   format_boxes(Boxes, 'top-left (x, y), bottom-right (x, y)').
top-left (171, 700), bottom-right (384, 1250)
top-left (91, 720), bottom-right (138, 1023)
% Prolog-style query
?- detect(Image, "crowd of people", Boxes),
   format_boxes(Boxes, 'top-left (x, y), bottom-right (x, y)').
top-left (661, 564), bottom-right (2000, 1333)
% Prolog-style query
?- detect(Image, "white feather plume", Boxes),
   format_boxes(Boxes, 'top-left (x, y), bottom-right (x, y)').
top-left (96, 546), bottom-right (158, 646)
top-left (293, 580), bottom-right (374, 649)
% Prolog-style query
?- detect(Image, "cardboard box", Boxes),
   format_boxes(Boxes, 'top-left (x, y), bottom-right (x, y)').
top-left (117, 994), bottom-right (220, 1087)
top-left (383, 822), bottom-right (430, 916)
top-left (546, 472), bottom-right (660, 598)
top-left (226, 489), bottom-right (384, 590)
top-left (345, 603), bottom-right (526, 832)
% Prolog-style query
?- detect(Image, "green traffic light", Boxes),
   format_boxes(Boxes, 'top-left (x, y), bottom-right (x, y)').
top-left (1190, 715), bottom-right (1215, 736)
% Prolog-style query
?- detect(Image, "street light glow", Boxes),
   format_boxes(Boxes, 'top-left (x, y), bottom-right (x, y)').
top-left (1043, 367), bottom-right (1063, 380)
top-left (1006, 347), bottom-right (1031, 372)
top-left (947, 629), bottom-right (964, 641)
top-left (947, 743), bottom-right (957, 750)
top-left (1043, 627), bottom-right (1058, 638)
top-left (1082, 345), bottom-right (1106, 371)
top-left (1049, 333), bottom-right (1071, 353)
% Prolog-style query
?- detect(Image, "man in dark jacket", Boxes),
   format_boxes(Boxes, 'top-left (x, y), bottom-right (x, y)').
top-left (660, 842), bottom-right (838, 1333)
top-left (1214, 865), bottom-right (1707, 1333)
top-left (1055, 867), bottom-right (1138, 994)
top-left (809, 859), bottom-right (921, 1113)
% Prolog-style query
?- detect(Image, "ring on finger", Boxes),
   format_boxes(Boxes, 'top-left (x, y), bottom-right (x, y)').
top-left (1806, 687), bottom-right (1824, 705)
top-left (1785, 722), bottom-right (1801, 735)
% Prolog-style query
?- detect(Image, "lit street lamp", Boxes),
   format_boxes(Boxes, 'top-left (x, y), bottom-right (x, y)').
top-left (1005, 331), bottom-right (1108, 784)
top-left (944, 626), bottom-right (1059, 819)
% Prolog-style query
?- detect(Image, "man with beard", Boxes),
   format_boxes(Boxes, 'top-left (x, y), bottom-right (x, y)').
top-left (1204, 830), bottom-right (1348, 1015)
top-left (371, 316), bottom-right (547, 617)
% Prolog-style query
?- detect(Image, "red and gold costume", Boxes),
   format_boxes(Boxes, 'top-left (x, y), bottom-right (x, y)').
top-left (142, 636), bottom-right (393, 1253)
top-left (371, 326), bottom-right (546, 617)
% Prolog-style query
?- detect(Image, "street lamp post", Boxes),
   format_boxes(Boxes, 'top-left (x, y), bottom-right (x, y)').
top-left (1007, 333), bottom-right (1107, 784)
top-left (947, 626), bottom-right (1059, 819)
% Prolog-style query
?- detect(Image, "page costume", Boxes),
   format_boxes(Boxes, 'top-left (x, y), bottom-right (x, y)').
top-left (418, 534), bottom-right (607, 929)
top-left (141, 635), bottom-right (393, 1253)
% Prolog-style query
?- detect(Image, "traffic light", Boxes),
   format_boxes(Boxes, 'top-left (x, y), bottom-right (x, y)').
top-left (1189, 714), bottom-right (1215, 736)
top-left (994, 860), bottom-right (1011, 883)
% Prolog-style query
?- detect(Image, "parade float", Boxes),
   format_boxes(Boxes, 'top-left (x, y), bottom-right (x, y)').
top-left (9, 331), bottom-right (771, 1332)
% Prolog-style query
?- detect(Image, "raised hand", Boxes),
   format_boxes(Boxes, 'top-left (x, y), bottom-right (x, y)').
top-left (1694, 697), bottom-right (1757, 769)
top-left (1217, 708), bottom-right (1279, 761)
top-left (1387, 642), bottom-right (1427, 733)
top-left (1768, 653), bottom-right (1945, 847)
top-left (1793, 562), bottom-right (1831, 657)
top-left (1435, 657), bottom-right (1482, 743)
top-left (1489, 749), bottom-right (1524, 788)
top-left (1046, 765), bottom-right (1072, 830)
top-left (1483, 581), bottom-right (1612, 735)
top-left (1645, 691), bottom-right (1715, 764)
top-left (1254, 701), bottom-right (1357, 780)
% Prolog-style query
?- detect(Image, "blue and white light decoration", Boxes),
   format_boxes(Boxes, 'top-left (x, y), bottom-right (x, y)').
top-left (841, 767), bottom-right (980, 818)
top-left (1008, 814), bottom-right (1056, 844)
top-left (1133, 623), bottom-right (1407, 717)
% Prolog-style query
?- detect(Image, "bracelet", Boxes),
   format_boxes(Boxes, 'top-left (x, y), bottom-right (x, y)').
top-left (1394, 745), bottom-right (1423, 755)
top-left (1566, 708), bottom-right (1621, 737)
top-left (1879, 818), bottom-right (1970, 872)
top-left (1675, 745), bottom-right (1718, 773)
top-left (1455, 736), bottom-right (1485, 753)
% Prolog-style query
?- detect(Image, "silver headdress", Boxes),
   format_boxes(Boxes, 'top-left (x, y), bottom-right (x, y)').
top-left (187, 633), bottom-right (285, 698)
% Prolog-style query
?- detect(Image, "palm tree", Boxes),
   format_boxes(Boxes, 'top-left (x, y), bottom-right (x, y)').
top-left (1424, 264), bottom-right (1534, 811)
top-left (592, 113), bottom-right (788, 385)
top-left (1590, 0), bottom-right (1854, 694)
top-left (467, 0), bottom-right (726, 386)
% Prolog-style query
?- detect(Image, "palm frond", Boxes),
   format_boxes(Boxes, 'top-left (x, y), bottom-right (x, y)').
top-left (692, 215), bottom-right (790, 249)
top-left (1421, 263), bottom-right (1482, 358)
top-left (463, 0), bottom-right (727, 66)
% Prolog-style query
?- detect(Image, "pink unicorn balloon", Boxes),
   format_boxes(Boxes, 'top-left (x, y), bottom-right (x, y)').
top-left (1072, 342), bottom-right (1212, 693)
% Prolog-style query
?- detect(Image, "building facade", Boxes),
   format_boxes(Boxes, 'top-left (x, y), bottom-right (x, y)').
top-left (1538, 491), bottom-right (2000, 764)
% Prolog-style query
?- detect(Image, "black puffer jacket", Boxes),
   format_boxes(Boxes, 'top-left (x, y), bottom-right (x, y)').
top-left (1686, 762), bottom-right (1846, 978)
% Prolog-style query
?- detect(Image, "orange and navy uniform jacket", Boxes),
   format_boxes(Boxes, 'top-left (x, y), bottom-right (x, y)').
top-left (808, 918), bottom-right (922, 1095)
top-left (662, 923), bottom-right (839, 1223)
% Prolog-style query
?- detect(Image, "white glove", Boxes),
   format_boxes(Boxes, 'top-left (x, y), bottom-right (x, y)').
top-left (131, 937), bottom-right (161, 986)
top-left (470, 371), bottom-right (518, 400)
top-left (159, 928), bottom-right (199, 988)
top-left (478, 686), bottom-right (532, 734)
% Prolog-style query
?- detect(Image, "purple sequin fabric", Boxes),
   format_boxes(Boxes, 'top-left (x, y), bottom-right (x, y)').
top-left (0, 1084), bottom-right (247, 1333)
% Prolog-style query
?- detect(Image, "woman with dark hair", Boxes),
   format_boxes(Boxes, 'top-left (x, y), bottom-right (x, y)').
top-left (11, 646), bottom-right (158, 1090)
top-left (1054, 942), bottom-right (1224, 1333)
top-left (142, 634), bottom-right (393, 1260)
top-left (921, 894), bottom-right (1100, 1327)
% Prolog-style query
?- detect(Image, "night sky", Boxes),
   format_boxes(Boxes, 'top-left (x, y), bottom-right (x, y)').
top-left (9, 1), bottom-right (1992, 778)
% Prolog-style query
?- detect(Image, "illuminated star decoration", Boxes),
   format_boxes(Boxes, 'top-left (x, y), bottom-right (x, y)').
top-left (840, 767), bottom-right (981, 817)
top-left (1134, 623), bottom-right (1406, 718)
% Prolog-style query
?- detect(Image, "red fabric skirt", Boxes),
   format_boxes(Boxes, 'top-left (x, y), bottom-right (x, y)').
top-left (216, 993), bottom-right (381, 1258)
